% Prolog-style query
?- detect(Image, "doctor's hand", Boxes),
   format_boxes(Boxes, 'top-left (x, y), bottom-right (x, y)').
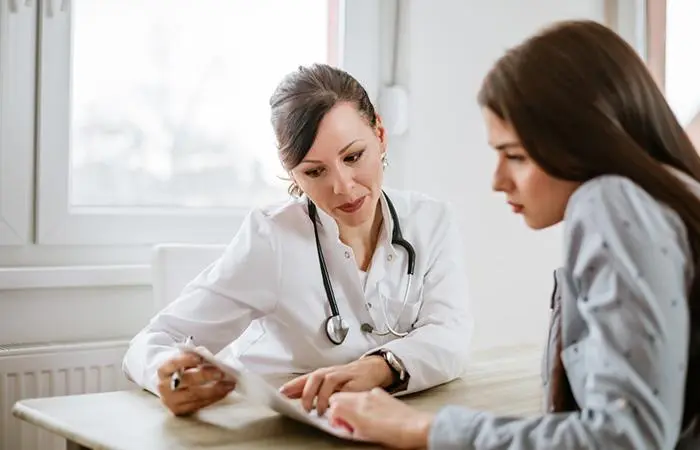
top-left (157, 352), bottom-right (236, 416)
top-left (327, 388), bottom-right (434, 449)
top-left (279, 355), bottom-right (393, 415)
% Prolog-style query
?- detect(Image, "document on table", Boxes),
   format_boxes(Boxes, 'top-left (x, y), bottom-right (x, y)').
top-left (178, 345), bottom-right (364, 441)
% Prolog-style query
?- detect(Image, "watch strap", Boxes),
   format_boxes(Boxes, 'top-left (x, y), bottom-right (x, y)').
top-left (371, 349), bottom-right (410, 393)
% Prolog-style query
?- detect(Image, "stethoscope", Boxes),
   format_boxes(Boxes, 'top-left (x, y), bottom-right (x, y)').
top-left (308, 191), bottom-right (417, 345)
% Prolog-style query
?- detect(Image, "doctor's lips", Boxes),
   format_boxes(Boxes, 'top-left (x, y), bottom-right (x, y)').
top-left (507, 201), bottom-right (524, 213)
top-left (337, 196), bottom-right (366, 213)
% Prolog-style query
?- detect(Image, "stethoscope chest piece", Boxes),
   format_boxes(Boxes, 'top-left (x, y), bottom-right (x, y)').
top-left (309, 191), bottom-right (416, 344)
top-left (325, 315), bottom-right (349, 345)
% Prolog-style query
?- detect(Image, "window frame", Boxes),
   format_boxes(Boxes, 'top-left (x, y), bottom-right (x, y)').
top-left (644, 0), bottom-right (666, 90)
top-left (645, 0), bottom-right (700, 148)
top-left (0, 1), bottom-right (36, 245)
top-left (34, 0), bottom-right (382, 245)
top-left (603, 0), bottom-right (648, 62)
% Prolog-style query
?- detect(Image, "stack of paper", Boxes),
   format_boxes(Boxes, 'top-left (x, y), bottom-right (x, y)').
top-left (178, 345), bottom-right (364, 441)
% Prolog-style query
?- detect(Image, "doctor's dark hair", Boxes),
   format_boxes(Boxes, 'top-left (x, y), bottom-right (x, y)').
top-left (269, 63), bottom-right (378, 196)
top-left (479, 20), bottom-right (700, 433)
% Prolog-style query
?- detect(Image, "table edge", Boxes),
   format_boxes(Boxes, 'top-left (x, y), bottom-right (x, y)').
top-left (12, 401), bottom-right (112, 450)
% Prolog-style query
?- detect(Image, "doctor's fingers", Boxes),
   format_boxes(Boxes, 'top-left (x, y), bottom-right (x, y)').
top-left (278, 374), bottom-right (308, 399)
top-left (304, 371), bottom-right (353, 414)
top-left (280, 367), bottom-right (335, 399)
top-left (338, 379), bottom-right (369, 393)
top-left (177, 365), bottom-right (228, 388)
top-left (164, 382), bottom-right (236, 416)
top-left (157, 352), bottom-right (203, 380)
top-left (156, 366), bottom-right (230, 400)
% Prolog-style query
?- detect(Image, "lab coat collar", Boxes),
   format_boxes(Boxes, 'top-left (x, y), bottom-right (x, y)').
top-left (302, 192), bottom-right (396, 251)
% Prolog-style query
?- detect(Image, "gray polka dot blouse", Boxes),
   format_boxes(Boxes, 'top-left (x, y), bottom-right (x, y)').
top-left (428, 174), bottom-right (699, 450)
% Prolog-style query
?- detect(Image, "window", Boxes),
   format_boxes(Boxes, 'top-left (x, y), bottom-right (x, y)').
top-left (665, 0), bottom-right (700, 145)
top-left (646, 0), bottom-right (700, 148)
top-left (0, 3), bottom-right (35, 245)
top-left (31, 0), bottom-right (380, 245)
top-left (604, 0), bottom-right (647, 58)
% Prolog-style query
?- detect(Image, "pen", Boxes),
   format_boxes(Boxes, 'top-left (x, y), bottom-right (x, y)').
top-left (170, 335), bottom-right (195, 391)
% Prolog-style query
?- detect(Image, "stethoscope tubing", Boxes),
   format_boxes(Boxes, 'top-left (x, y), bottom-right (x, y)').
top-left (309, 191), bottom-right (417, 343)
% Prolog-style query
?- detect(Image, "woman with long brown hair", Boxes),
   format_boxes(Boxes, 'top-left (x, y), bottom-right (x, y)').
top-left (326, 20), bottom-right (700, 449)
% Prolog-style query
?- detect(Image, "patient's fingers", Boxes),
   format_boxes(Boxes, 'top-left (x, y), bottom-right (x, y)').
top-left (327, 392), bottom-right (362, 428)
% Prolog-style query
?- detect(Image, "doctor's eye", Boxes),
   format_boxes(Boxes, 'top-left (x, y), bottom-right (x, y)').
top-left (344, 150), bottom-right (365, 164)
top-left (304, 167), bottom-right (325, 178)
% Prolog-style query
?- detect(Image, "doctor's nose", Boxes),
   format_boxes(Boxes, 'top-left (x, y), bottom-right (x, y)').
top-left (331, 168), bottom-right (355, 195)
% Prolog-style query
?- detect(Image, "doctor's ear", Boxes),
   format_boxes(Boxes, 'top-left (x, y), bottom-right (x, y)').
top-left (373, 114), bottom-right (387, 147)
top-left (287, 173), bottom-right (303, 197)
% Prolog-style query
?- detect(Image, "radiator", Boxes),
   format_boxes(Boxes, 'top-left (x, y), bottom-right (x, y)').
top-left (0, 340), bottom-right (132, 450)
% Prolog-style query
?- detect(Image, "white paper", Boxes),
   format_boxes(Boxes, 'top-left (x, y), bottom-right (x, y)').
top-left (178, 345), bottom-right (363, 441)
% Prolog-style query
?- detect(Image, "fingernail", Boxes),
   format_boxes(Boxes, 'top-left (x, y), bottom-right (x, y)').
top-left (332, 418), bottom-right (354, 432)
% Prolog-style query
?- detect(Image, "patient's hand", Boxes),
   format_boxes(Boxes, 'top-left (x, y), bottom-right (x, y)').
top-left (157, 352), bottom-right (236, 416)
top-left (278, 355), bottom-right (393, 416)
top-left (328, 388), bottom-right (433, 449)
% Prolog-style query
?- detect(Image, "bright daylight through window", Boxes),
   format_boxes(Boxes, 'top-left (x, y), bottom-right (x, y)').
top-left (664, 0), bottom-right (700, 147)
top-left (70, 0), bottom-right (334, 209)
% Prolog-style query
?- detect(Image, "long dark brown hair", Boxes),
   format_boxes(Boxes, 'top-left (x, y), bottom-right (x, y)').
top-left (269, 63), bottom-right (377, 196)
top-left (478, 20), bottom-right (700, 432)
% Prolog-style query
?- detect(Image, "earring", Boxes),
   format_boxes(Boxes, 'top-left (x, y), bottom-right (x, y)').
top-left (381, 154), bottom-right (388, 169)
top-left (288, 180), bottom-right (302, 197)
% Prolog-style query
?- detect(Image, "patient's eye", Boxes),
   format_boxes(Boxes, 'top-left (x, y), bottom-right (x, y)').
top-left (505, 153), bottom-right (526, 162)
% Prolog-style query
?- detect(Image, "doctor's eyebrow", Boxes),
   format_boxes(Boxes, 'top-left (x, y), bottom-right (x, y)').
top-left (300, 139), bottom-right (362, 164)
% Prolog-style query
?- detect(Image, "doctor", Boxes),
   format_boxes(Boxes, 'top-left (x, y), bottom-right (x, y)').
top-left (122, 63), bottom-right (473, 417)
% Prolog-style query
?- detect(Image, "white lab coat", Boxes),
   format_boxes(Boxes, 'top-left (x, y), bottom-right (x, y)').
top-left (123, 188), bottom-right (473, 395)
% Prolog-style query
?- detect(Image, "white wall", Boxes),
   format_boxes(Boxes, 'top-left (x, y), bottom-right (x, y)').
top-left (388, 0), bottom-right (607, 350)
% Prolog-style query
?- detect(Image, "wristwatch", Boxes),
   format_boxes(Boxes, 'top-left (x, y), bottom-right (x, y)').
top-left (372, 349), bottom-right (409, 393)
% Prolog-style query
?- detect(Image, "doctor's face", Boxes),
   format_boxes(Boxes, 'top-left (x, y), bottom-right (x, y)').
top-left (291, 102), bottom-right (387, 228)
top-left (484, 108), bottom-right (580, 229)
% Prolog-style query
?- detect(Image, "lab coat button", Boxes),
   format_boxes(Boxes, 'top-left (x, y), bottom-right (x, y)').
top-left (344, 251), bottom-right (351, 259)
top-left (387, 254), bottom-right (394, 262)
top-left (367, 302), bottom-right (372, 309)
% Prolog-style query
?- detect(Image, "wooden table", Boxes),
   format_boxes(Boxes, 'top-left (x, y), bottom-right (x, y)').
top-left (12, 346), bottom-right (543, 449)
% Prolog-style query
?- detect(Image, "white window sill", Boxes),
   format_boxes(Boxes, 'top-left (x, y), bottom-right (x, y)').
top-left (0, 265), bottom-right (150, 290)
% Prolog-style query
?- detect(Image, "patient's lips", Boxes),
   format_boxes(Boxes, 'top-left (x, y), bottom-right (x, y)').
top-left (507, 201), bottom-right (523, 214)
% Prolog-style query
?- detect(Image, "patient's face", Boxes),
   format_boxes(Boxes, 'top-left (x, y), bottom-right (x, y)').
top-left (291, 102), bottom-right (387, 229)
top-left (484, 108), bottom-right (580, 229)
